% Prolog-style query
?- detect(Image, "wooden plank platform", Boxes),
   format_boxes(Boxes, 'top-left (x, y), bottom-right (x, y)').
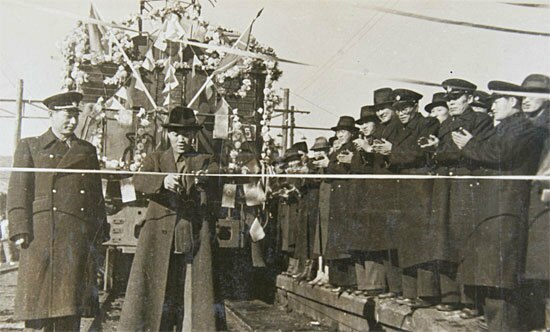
top-left (276, 275), bottom-right (484, 332)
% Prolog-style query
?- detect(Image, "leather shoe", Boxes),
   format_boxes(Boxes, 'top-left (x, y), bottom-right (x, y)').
top-left (408, 298), bottom-right (433, 309)
top-left (459, 308), bottom-right (480, 319)
top-left (378, 292), bottom-right (397, 299)
top-left (435, 303), bottom-right (460, 312)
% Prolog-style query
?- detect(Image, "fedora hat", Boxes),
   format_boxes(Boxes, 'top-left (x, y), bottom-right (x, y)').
top-left (487, 80), bottom-right (523, 102)
top-left (372, 88), bottom-right (394, 109)
top-left (43, 91), bottom-right (83, 111)
top-left (330, 116), bottom-right (358, 132)
top-left (521, 74), bottom-right (550, 94)
top-left (310, 136), bottom-right (330, 151)
top-left (283, 148), bottom-right (301, 162)
top-left (356, 105), bottom-right (380, 124)
top-left (162, 106), bottom-right (203, 130)
top-left (291, 141), bottom-right (308, 155)
top-left (425, 92), bottom-right (448, 112)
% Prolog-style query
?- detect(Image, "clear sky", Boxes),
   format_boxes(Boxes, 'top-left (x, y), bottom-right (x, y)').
top-left (0, 0), bottom-right (549, 155)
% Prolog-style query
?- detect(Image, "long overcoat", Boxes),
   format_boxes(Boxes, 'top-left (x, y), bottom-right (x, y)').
top-left (431, 108), bottom-right (494, 266)
top-left (118, 147), bottom-right (218, 332)
top-left (456, 113), bottom-right (544, 288)
top-left (7, 129), bottom-right (106, 320)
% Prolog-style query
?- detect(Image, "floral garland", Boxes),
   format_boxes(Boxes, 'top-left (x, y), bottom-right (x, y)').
top-left (61, 0), bottom-right (282, 169)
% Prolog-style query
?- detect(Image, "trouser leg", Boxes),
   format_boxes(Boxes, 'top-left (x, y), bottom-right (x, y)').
top-left (438, 261), bottom-right (460, 304)
top-left (52, 316), bottom-right (81, 332)
top-left (328, 259), bottom-right (356, 287)
top-left (363, 251), bottom-right (387, 291)
top-left (402, 266), bottom-right (417, 299)
top-left (484, 288), bottom-right (519, 332)
top-left (417, 266), bottom-right (440, 299)
top-left (24, 319), bottom-right (53, 332)
top-left (383, 249), bottom-right (402, 294)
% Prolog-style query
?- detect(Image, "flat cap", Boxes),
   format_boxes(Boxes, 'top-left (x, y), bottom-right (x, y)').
top-left (471, 90), bottom-right (491, 108)
top-left (43, 91), bottom-right (83, 111)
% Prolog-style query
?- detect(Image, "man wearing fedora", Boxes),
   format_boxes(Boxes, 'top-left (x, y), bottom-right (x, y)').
top-left (119, 106), bottom-right (219, 331)
top-left (426, 92), bottom-right (450, 124)
top-left (521, 73), bottom-right (550, 330)
top-left (452, 80), bottom-right (544, 330)
top-left (8, 91), bottom-right (106, 331)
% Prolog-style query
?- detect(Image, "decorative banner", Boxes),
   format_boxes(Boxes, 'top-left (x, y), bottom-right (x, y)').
top-left (87, 3), bottom-right (107, 54)
top-left (107, 97), bottom-right (125, 111)
top-left (241, 124), bottom-right (256, 141)
top-left (221, 183), bottom-right (237, 208)
top-left (243, 181), bottom-right (266, 206)
top-left (120, 177), bottom-right (137, 203)
top-left (249, 217), bottom-right (265, 242)
top-left (101, 178), bottom-right (108, 197)
top-left (115, 86), bottom-right (128, 100)
top-left (163, 93), bottom-right (171, 107)
top-left (213, 98), bottom-right (230, 139)
top-left (163, 64), bottom-right (179, 93)
top-left (142, 48), bottom-right (156, 72)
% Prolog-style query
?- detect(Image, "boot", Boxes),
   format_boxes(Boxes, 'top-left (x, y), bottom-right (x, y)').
top-left (308, 256), bottom-right (324, 285)
top-left (296, 259), bottom-right (315, 282)
top-left (282, 257), bottom-right (299, 276)
top-left (292, 259), bottom-right (304, 278)
top-left (316, 265), bottom-right (330, 286)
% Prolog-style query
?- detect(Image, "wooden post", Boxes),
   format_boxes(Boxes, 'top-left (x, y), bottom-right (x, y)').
top-left (14, 79), bottom-right (24, 149)
top-left (281, 88), bottom-right (289, 154)
top-left (290, 106), bottom-right (295, 146)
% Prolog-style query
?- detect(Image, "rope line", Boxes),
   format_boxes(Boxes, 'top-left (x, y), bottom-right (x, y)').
top-left (0, 166), bottom-right (548, 181)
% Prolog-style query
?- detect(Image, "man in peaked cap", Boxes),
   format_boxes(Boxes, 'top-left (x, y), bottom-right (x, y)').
top-left (374, 89), bottom-right (441, 308)
top-left (119, 106), bottom-right (219, 331)
top-left (426, 92), bottom-right (450, 124)
top-left (451, 80), bottom-right (544, 331)
top-left (8, 91), bottom-right (107, 331)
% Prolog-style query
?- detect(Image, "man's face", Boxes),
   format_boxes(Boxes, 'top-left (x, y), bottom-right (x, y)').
top-left (313, 150), bottom-right (327, 160)
top-left (50, 109), bottom-right (79, 138)
top-left (336, 129), bottom-right (352, 144)
top-left (446, 93), bottom-right (472, 116)
top-left (395, 105), bottom-right (416, 124)
top-left (430, 105), bottom-right (450, 123)
top-left (471, 106), bottom-right (488, 114)
top-left (376, 107), bottom-right (394, 124)
top-left (491, 96), bottom-right (518, 121)
top-left (522, 96), bottom-right (545, 114)
top-left (358, 121), bottom-right (376, 137)
top-left (168, 128), bottom-right (196, 154)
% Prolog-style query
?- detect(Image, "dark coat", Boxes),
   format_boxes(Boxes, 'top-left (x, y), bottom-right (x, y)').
top-left (455, 113), bottom-right (544, 288)
top-left (7, 129), bottom-right (106, 320)
top-left (434, 108), bottom-right (494, 173)
top-left (423, 108), bottom-right (495, 269)
top-left (525, 109), bottom-right (550, 280)
top-left (118, 148), bottom-right (218, 332)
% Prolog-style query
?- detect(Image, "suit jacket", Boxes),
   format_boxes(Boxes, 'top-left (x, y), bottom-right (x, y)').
top-left (7, 129), bottom-right (106, 320)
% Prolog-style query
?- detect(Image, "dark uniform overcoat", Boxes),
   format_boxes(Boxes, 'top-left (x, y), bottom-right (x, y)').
top-left (457, 113), bottom-right (544, 288)
top-left (7, 129), bottom-right (106, 320)
top-left (118, 147), bottom-right (218, 332)
top-left (432, 108), bottom-right (494, 266)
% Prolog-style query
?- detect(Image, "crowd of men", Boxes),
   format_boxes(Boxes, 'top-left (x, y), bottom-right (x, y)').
top-left (273, 75), bottom-right (549, 331)
top-left (4, 74), bottom-right (549, 331)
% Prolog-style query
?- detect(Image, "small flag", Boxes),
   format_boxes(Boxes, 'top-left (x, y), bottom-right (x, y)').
top-left (221, 183), bottom-right (237, 208)
top-left (115, 86), bottom-right (128, 100)
top-left (142, 48), bottom-right (156, 71)
top-left (87, 3), bottom-right (107, 55)
top-left (192, 54), bottom-right (201, 77)
top-left (213, 97), bottom-right (230, 139)
top-left (163, 64), bottom-right (179, 93)
top-left (163, 93), bottom-right (171, 106)
top-left (205, 79), bottom-right (215, 100)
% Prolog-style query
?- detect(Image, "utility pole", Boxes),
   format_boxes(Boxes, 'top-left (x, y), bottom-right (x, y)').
top-left (14, 79), bottom-right (24, 149)
top-left (274, 88), bottom-right (311, 153)
top-left (281, 88), bottom-right (289, 154)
